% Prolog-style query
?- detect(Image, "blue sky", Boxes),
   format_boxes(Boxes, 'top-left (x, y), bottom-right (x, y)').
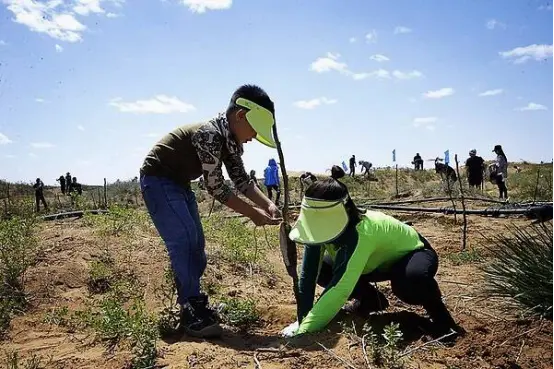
top-left (0, 0), bottom-right (552, 185)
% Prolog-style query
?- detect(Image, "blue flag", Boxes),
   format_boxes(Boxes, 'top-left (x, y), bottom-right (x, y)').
top-left (342, 161), bottom-right (348, 171)
top-left (392, 149), bottom-right (396, 163)
top-left (444, 150), bottom-right (450, 165)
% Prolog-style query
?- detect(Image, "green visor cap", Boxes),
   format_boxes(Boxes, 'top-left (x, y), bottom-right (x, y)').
top-left (235, 97), bottom-right (276, 148)
top-left (289, 196), bottom-right (350, 245)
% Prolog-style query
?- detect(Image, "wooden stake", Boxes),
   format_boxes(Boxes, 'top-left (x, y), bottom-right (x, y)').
top-left (395, 164), bottom-right (399, 197)
top-left (454, 154), bottom-right (467, 251)
top-left (103, 178), bottom-right (108, 208)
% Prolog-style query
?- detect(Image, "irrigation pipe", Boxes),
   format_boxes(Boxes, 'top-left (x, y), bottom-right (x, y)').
top-left (363, 204), bottom-right (550, 217)
top-left (41, 209), bottom-right (109, 221)
top-left (357, 196), bottom-right (507, 206)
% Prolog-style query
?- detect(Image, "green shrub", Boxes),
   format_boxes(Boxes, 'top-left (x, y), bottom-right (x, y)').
top-left (0, 214), bottom-right (39, 335)
top-left (481, 223), bottom-right (552, 319)
top-left (219, 297), bottom-right (259, 330)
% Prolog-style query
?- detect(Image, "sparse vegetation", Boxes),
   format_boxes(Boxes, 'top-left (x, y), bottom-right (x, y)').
top-left (219, 297), bottom-right (259, 331)
top-left (482, 223), bottom-right (553, 320)
top-left (446, 248), bottom-right (484, 265)
top-left (0, 212), bottom-right (39, 335)
top-left (3, 351), bottom-right (43, 369)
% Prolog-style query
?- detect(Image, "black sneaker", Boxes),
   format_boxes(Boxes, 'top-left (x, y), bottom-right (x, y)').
top-left (426, 303), bottom-right (466, 344)
top-left (178, 295), bottom-right (223, 339)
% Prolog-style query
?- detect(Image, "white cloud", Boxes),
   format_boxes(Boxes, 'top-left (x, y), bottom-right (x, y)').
top-left (73, 0), bottom-right (104, 15)
top-left (499, 44), bottom-right (553, 64)
top-left (394, 26), bottom-right (412, 34)
top-left (55, 44), bottom-right (63, 52)
top-left (413, 117), bottom-right (438, 125)
top-left (30, 142), bottom-right (56, 149)
top-left (106, 12), bottom-right (120, 17)
top-left (365, 30), bottom-right (377, 43)
top-left (0, 133), bottom-right (13, 145)
top-left (293, 97), bottom-right (337, 109)
top-left (423, 87), bottom-right (455, 99)
top-left (349, 37), bottom-right (357, 43)
top-left (181, 0), bottom-right (232, 13)
top-left (517, 102), bottom-right (548, 111)
top-left (392, 70), bottom-right (423, 80)
top-left (479, 89), bottom-right (503, 97)
top-left (0, 40), bottom-right (6, 46)
top-left (486, 19), bottom-right (506, 30)
top-left (310, 52), bottom-right (348, 74)
top-left (28, 153), bottom-right (38, 158)
top-left (77, 125), bottom-right (85, 131)
top-left (4, 154), bottom-right (16, 159)
top-left (109, 95), bottom-right (196, 114)
top-left (35, 98), bottom-right (45, 103)
top-left (370, 54), bottom-right (390, 62)
top-left (413, 117), bottom-right (437, 130)
top-left (5, 0), bottom-right (86, 42)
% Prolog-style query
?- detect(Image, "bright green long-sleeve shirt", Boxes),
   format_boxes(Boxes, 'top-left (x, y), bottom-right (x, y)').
top-left (296, 210), bottom-right (424, 335)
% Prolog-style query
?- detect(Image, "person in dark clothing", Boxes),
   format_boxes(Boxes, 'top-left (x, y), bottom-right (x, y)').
top-left (56, 175), bottom-right (66, 194)
top-left (465, 149), bottom-right (485, 189)
top-left (68, 177), bottom-right (83, 195)
top-left (492, 145), bottom-right (508, 199)
top-left (281, 166), bottom-right (464, 342)
top-left (33, 178), bottom-right (48, 212)
top-left (264, 159), bottom-right (281, 205)
top-left (249, 170), bottom-right (260, 189)
top-left (299, 172), bottom-right (317, 194)
top-left (349, 155), bottom-right (356, 177)
top-left (413, 153), bottom-right (423, 171)
top-left (65, 172), bottom-right (72, 195)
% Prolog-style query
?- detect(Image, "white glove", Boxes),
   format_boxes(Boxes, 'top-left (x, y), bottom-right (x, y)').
top-left (280, 321), bottom-right (299, 337)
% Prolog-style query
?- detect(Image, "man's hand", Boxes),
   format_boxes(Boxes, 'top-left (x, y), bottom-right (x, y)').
top-left (267, 203), bottom-right (282, 219)
top-left (249, 207), bottom-right (281, 227)
top-left (280, 321), bottom-right (299, 338)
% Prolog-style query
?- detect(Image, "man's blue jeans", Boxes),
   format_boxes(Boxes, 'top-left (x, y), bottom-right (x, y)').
top-left (140, 175), bottom-right (206, 305)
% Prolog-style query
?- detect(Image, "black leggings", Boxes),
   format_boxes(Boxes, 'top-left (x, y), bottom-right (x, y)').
top-left (266, 185), bottom-right (280, 204)
top-left (317, 238), bottom-right (456, 327)
top-left (495, 175), bottom-right (508, 199)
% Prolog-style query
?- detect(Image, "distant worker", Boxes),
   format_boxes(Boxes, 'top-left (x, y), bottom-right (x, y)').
top-left (264, 158), bottom-right (281, 205)
top-left (349, 155), bottom-right (356, 177)
top-left (299, 172), bottom-right (317, 194)
top-left (65, 172), bottom-right (72, 195)
top-left (465, 149), bottom-right (485, 189)
top-left (492, 145), bottom-right (508, 200)
top-left (69, 177), bottom-right (83, 195)
top-left (33, 178), bottom-right (48, 212)
top-left (249, 169), bottom-right (260, 189)
top-left (56, 175), bottom-right (66, 194)
top-left (359, 160), bottom-right (373, 176)
top-left (413, 153), bottom-right (424, 171)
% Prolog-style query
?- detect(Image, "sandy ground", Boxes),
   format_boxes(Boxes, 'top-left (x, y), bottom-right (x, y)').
top-left (0, 204), bottom-right (551, 369)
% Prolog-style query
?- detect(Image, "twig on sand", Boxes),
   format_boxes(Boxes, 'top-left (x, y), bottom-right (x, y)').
top-left (499, 324), bottom-right (543, 346)
top-left (399, 330), bottom-right (457, 358)
top-left (515, 340), bottom-right (525, 363)
top-left (316, 342), bottom-right (358, 369)
top-left (361, 334), bottom-right (372, 369)
top-left (439, 280), bottom-right (471, 286)
top-left (253, 352), bottom-right (262, 369)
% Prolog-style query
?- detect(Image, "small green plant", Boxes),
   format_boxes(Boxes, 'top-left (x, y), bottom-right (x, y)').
top-left (203, 215), bottom-right (273, 271)
top-left (86, 205), bottom-right (144, 237)
top-left (0, 214), bottom-right (39, 335)
top-left (3, 351), bottom-right (42, 369)
top-left (88, 260), bottom-right (114, 294)
top-left (445, 248), bottom-right (483, 266)
top-left (362, 323), bottom-right (383, 366)
top-left (482, 223), bottom-right (552, 319)
top-left (219, 297), bottom-right (259, 331)
top-left (382, 322), bottom-right (404, 368)
top-left (156, 266), bottom-right (180, 337)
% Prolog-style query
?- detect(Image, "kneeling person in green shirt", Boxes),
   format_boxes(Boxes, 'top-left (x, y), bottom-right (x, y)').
top-left (282, 167), bottom-right (463, 340)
